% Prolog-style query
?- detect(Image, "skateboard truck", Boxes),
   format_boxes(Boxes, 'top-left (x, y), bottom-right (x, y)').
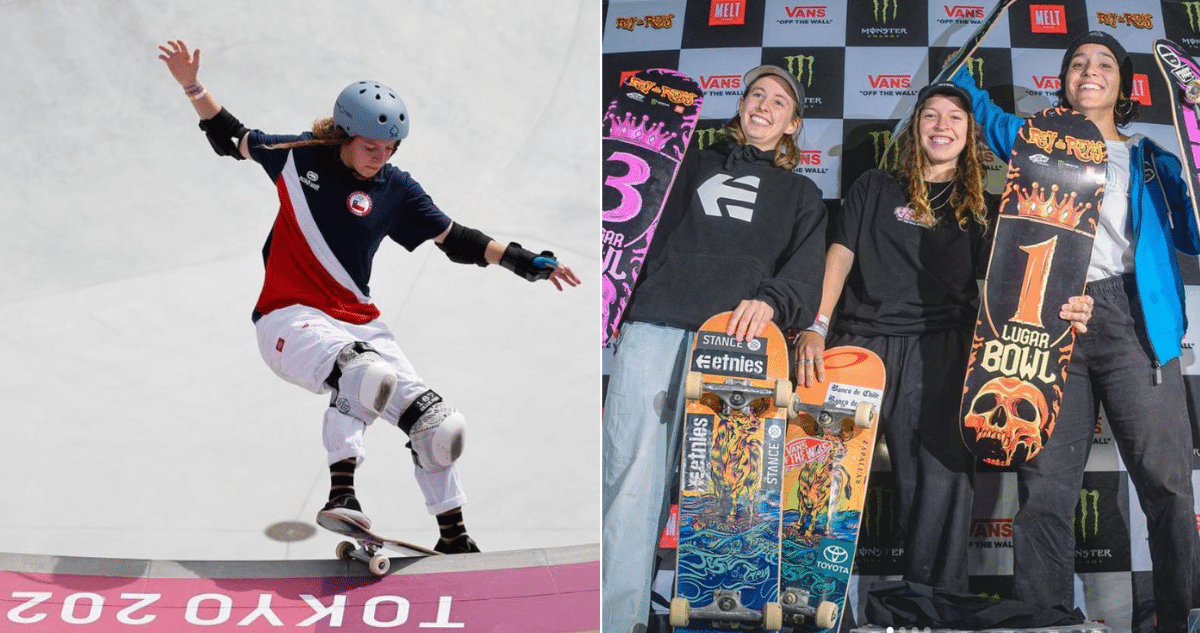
top-left (780, 585), bottom-right (838, 630)
top-left (685, 373), bottom-right (794, 415)
top-left (670, 590), bottom-right (783, 631)
top-left (335, 538), bottom-right (393, 576)
top-left (794, 401), bottom-right (876, 433)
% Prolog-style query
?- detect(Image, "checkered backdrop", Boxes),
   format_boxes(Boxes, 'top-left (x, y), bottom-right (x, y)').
top-left (602, 1), bottom-right (1200, 630)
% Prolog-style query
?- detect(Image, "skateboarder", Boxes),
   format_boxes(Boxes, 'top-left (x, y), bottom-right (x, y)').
top-left (602, 64), bottom-right (827, 633)
top-left (158, 39), bottom-right (579, 554)
top-left (952, 31), bottom-right (1200, 629)
top-left (793, 82), bottom-right (1093, 596)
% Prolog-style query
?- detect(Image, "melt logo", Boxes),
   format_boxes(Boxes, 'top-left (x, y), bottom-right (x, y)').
top-left (710, 0), bottom-right (746, 25)
top-left (1131, 73), bottom-right (1151, 106)
top-left (1029, 4), bottom-right (1066, 34)
top-left (347, 191), bottom-right (373, 217)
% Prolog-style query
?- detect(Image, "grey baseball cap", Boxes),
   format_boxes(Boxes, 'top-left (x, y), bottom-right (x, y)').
top-left (742, 65), bottom-right (805, 117)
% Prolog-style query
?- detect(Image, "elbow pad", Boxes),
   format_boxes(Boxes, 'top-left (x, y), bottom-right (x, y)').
top-left (197, 107), bottom-right (248, 160)
top-left (436, 223), bottom-right (492, 267)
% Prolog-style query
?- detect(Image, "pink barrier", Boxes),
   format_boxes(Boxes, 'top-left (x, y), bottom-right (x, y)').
top-left (0, 556), bottom-right (598, 632)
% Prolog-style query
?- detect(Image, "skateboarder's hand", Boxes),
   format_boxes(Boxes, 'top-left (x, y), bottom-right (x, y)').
top-left (726, 299), bottom-right (774, 343)
top-left (795, 330), bottom-right (826, 387)
top-left (158, 39), bottom-right (201, 88)
top-left (1060, 294), bottom-right (1094, 334)
top-left (546, 263), bottom-right (581, 291)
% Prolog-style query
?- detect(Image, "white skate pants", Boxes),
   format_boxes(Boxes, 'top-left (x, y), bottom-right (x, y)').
top-left (255, 304), bottom-right (466, 515)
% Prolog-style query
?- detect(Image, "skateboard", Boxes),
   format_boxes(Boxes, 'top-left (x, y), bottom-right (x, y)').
top-left (960, 107), bottom-right (1106, 468)
top-left (781, 346), bottom-right (885, 632)
top-left (670, 311), bottom-right (795, 632)
top-left (1152, 39), bottom-right (1200, 230)
top-left (318, 513), bottom-right (440, 576)
top-left (602, 68), bottom-right (703, 345)
top-left (879, 0), bottom-right (1016, 168)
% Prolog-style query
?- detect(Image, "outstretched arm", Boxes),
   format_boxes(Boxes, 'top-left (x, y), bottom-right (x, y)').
top-left (158, 39), bottom-right (250, 159)
top-left (433, 223), bottom-right (580, 291)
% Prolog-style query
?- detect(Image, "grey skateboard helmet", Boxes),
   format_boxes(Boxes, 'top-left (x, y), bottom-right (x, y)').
top-left (334, 81), bottom-right (409, 141)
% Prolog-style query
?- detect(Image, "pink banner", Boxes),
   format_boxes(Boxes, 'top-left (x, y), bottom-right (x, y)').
top-left (0, 561), bottom-right (598, 632)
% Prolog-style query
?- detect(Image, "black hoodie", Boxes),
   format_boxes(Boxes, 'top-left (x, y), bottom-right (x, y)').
top-left (624, 139), bottom-right (827, 331)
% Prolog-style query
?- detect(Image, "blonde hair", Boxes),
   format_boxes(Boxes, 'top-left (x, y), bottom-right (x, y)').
top-left (261, 117), bottom-right (399, 156)
top-left (893, 107), bottom-right (989, 229)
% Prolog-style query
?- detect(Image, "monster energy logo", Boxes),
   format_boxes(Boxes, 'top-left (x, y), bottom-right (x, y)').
top-left (871, 130), bottom-right (900, 170)
top-left (1186, 2), bottom-right (1200, 33)
top-left (964, 56), bottom-right (985, 88)
top-left (863, 486), bottom-right (896, 538)
top-left (783, 55), bottom-right (816, 87)
top-left (872, 0), bottom-right (899, 24)
top-left (1075, 488), bottom-right (1101, 541)
top-left (694, 127), bottom-right (723, 151)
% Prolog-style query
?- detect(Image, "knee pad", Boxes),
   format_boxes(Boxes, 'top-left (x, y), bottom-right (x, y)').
top-left (398, 390), bottom-right (465, 469)
top-left (327, 342), bottom-right (396, 423)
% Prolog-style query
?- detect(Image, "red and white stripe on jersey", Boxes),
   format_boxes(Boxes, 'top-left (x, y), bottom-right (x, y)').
top-left (254, 153), bottom-right (380, 324)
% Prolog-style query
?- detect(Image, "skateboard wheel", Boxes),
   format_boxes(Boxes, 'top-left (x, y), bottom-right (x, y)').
top-left (684, 371), bottom-right (704, 400)
top-left (773, 380), bottom-right (791, 408)
top-left (854, 401), bottom-right (875, 428)
top-left (335, 541), bottom-right (356, 561)
top-left (1187, 80), bottom-right (1200, 104)
top-left (369, 553), bottom-right (390, 576)
top-left (669, 597), bottom-right (691, 628)
top-left (815, 601), bottom-right (838, 630)
top-left (763, 601), bottom-right (783, 631)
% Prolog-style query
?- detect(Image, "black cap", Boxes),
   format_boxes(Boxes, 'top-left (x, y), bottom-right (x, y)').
top-left (1059, 30), bottom-right (1133, 97)
top-left (916, 81), bottom-right (973, 111)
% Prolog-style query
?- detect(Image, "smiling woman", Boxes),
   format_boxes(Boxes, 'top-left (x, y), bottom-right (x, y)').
top-left (602, 64), bottom-right (828, 633)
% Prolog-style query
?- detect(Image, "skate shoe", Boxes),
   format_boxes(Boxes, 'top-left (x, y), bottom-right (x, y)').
top-left (317, 494), bottom-right (372, 532)
top-left (434, 534), bottom-right (481, 554)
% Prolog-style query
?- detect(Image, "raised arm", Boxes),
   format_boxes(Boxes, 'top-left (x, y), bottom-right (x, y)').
top-left (158, 39), bottom-right (250, 160)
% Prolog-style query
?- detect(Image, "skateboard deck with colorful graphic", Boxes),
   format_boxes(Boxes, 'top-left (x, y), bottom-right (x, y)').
top-left (319, 513), bottom-right (440, 576)
top-left (960, 107), bottom-right (1105, 467)
top-left (1153, 39), bottom-right (1200, 230)
top-left (670, 311), bottom-right (795, 632)
top-left (879, 0), bottom-right (1017, 167)
top-left (781, 346), bottom-right (885, 632)
top-left (602, 68), bottom-right (703, 345)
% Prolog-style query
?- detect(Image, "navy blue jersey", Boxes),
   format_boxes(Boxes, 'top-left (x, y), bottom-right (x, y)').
top-left (247, 131), bottom-right (452, 323)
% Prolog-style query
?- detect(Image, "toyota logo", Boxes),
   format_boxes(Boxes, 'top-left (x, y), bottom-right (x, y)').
top-left (823, 545), bottom-right (849, 564)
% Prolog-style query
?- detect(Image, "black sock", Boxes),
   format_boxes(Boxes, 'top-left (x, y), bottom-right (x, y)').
top-left (329, 459), bottom-right (356, 501)
top-left (437, 508), bottom-right (468, 542)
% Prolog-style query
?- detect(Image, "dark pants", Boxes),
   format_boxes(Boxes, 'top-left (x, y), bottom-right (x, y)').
top-left (1012, 274), bottom-right (1200, 632)
top-left (831, 328), bottom-right (976, 592)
